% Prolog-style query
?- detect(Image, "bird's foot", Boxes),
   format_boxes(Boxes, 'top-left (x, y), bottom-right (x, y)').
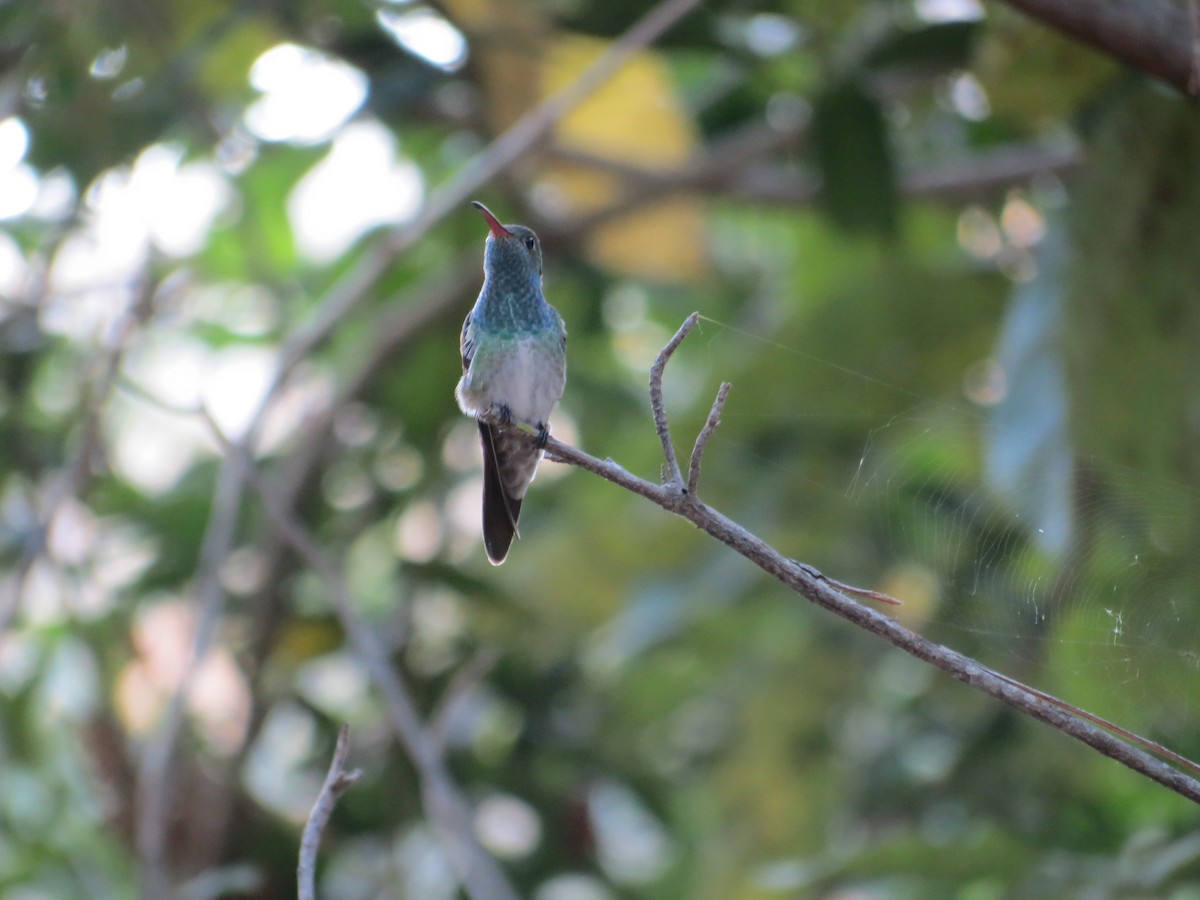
top-left (484, 405), bottom-right (547, 446)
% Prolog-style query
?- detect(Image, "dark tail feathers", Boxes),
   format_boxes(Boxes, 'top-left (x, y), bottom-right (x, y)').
top-left (479, 420), bottom-right (522, 565)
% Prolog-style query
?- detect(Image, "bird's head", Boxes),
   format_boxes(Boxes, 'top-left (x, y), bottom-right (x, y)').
top-left (473, 201), bottom-right (543, 280)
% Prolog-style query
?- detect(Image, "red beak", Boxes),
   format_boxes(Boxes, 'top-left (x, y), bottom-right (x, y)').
top-left (472, 201), bottom-right (511, 239)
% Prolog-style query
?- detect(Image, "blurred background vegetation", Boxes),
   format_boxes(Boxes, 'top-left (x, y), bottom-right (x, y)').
top-left (2, 0), bottom-right (1200, 896)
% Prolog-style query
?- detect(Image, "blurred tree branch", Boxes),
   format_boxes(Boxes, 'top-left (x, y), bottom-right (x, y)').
top-left (995, 0), bottom-right (1200, 96)
top-left (521, 313), bottom-right (1200, 806)
top-left (238, 261), bottom-right (478, 744)
top-left (2, 276), bottom-right (156, 632)
top-left (209, 413), bottom-right (521, 900)
top-left (546, 135), bottom-right (1081, 235)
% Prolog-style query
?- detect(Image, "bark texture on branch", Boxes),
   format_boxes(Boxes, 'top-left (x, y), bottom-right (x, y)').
top-left (996, 0), bottom-right (1200, 97)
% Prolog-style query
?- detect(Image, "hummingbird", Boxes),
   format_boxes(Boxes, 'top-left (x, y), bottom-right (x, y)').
top-left (456, 201), bottom-right (567, 565)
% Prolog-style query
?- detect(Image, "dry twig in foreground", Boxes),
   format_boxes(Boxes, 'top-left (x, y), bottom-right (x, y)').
top-left (298, 725), bottom-right (361, 900)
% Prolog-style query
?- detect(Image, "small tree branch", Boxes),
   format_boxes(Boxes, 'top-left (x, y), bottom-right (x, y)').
top-left (136, 439), bottom-right (246, 900)
top-left (1191, 0), bottom-right (1200, 95)
top-left (649, 312), bottom-right (699, 486)
top-left (537, 313), bottom-right (1200, 806)
top-left (995, 0), bottom-right (1200, 97)
top-left (298, 724), bottom-right (362, 900)
top-left (687, 382), bottom-right (730, 495)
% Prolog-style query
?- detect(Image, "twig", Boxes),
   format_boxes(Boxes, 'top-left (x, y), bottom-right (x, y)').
top-left (996, 0), bottom-right (1199, 98)
top-left (133, 0), bottom-right (702, 885)
top-left (537, 313), bottom-right (1200, 806)
top-left (298, 724), bottom-right (362, 900)
top-left (128, 394), bottom-right (520, 899)
top-left (649, 312), bottom-right (698, 486)
top-left (687, 382), bottom-right (730, 495)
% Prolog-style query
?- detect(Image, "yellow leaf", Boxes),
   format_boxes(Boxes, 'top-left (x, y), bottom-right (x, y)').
top-left (541, 35), bottom-right (707, 281)
top-left (545, 35), bottom-right (695, 167)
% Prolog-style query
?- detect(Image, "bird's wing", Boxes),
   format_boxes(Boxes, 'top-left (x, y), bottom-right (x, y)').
top-left (460, 310), bottom-right (474, 373)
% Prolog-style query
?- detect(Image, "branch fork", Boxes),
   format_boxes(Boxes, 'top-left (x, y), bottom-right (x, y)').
top-left (647, 312), bottom-right (732, 498)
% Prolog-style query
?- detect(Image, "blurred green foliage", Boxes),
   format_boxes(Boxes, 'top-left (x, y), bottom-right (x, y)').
top-left (1, 0), bottom-right (1199, 897)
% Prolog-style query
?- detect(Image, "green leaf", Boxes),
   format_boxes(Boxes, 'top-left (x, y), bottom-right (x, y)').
top-left (864, 21), bottom-right (980, 73)
top-left (811, 79), bottom-right (897, 235)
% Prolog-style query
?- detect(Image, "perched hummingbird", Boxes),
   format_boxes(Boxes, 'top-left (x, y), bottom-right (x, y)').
top-left (456, 201), bottom-right (567, 565)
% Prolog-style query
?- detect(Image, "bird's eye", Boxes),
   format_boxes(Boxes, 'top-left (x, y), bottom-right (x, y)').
top-left (524, 235), bottom-right (536, 250)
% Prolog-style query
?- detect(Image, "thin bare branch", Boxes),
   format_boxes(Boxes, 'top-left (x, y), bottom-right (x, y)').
top-left (538, 314), bottom-right (1200, 807)
top-left (996, 0), bottom-right (1200, 97)
top-left (815, 573), bottom-right (903, 607)
top-left (298, 724), bottom-right (362, 900)
top-left (687, 382), bottom-right (730, 495)
top-left (649, 311), bottom-right (699, 486)
top-left (544, 138), bottom-right (1081, 229)
top-left (226, 263), bottom-right (477, 781)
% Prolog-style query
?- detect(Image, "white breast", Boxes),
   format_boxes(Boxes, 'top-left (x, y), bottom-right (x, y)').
top-left (486, 337), bottom-right (565, 425)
